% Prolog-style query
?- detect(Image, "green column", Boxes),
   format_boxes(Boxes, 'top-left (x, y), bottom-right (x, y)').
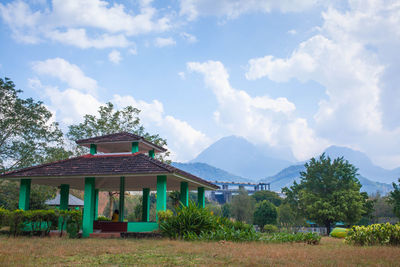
top-left (119, 177), bottom-right (125, 222)
top-left (148, 149), bottom-right (155, 158)
top-left (83, 177), bottom-right (95, 238)
top-left (18, 179), bottom-right (31, 210)
top-left (90, 144), bottom-right (97, 155)
top-left (142, 188), bottom-right (150, 222)
top-left (156, 175), bottom-right (167, 218)
top-left (94, 189), bottom-right (99, 220)
top-left (60, 184), bottom-right (69, 210)
top-left (198, 187), bottom-right (205, 208)
top-left (132, 142), bottom-right (139, 153)
top-left (180, 182), bottom-right (189, 207)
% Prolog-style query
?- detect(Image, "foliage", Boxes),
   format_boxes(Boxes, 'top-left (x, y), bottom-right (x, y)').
top-left (221, 203), bottom-right (231, 218)
top-left (283, 154), bottom-right (366, 234)
top-left (277, 203), bottom-right (305, 228)
top-left (67, 102), bottom-right (169, 161)
top-left (330, 227), bottom-right (349, 238)
top-left (157, 209), bottom-right (173, 222)
top-left (263, 224), bottom-right (278, 233)
top-left (253, 200), bottom-right (277, 227)
top-left (206, 204), bottom-right (222, 217)
top-left (252, 190), bottom-right (282, 206)
top-left (97, 216), bottom-right (111, 221)
top-left (388, 178), bottom-right (400, 220)
top-left (345, 223), bottom-right (400, 246)
top-left (0, 209), bottom-right (82, 238)
top-left (0, 77), bottom-right (69, 174)
top-left (260, 232), bottom-right (321, 244)
top-left (0, 180), bottom-right (56, 210)
top-left (230, 188), bottom-right (255, 224)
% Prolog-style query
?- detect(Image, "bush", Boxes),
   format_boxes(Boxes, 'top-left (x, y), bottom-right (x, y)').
top-left (263, 224), bottom-right (278, 233)
top-left (157, 209), bottom-right (173, 222)
top-left (345, 223), bottom-right (400, 246)
top-left (0, 208), bottom-right (11, 228)
top-left (253, 200), bottom-right (277, 228)
top-left (260, 232), bottom-right (321, 244)
top-left (97, 215), bottom-right (111, 221)
top-left (330, 227), bottom-right (349, 238)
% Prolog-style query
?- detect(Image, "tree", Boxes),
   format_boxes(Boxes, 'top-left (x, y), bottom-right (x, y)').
top-left (253, 200), bottom-right (277, 227)
top-left (0, 77), bottom-right (68, 173)
top-left (277, 203), bottom-right (305, 229)
top-left (388, 178), bottom-right (400, 220)
top-left (230, 189), bottom-right (255, 223)
top-left (67, 102), bottom-right (169, 161)
top-left (252, 190), bottom-right (282, 206)
top-left (283, 154), bottom-right (366, 234)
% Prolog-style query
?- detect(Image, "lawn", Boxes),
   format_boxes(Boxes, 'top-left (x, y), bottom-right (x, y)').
top-left (0, 236), bottom-right (399, 266)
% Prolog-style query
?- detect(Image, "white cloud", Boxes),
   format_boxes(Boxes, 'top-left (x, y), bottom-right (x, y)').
top-left (180, 32), bottom-right (197, 43)
top-left (108, 50), bottom-right (122, 64)
top-left (0, 0), bottom-right (172, 48)
top-left (245, 0), bottom-right (400, 168)
top-left (154, 37), bottom-right (176, 47)
top-left (188, 60), bottom-right (327, 160)
top-left (180, 0), bottom-right (319, 21)
top-left (32, 57), bottom-right (98, 95)
top-left (178, 71), bottom-right (186, 80)
top-left (288, 29), bottom-right (297, 35)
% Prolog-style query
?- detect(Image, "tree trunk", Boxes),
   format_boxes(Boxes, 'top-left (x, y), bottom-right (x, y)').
top-left (325, 222), bottom-right (331, 236)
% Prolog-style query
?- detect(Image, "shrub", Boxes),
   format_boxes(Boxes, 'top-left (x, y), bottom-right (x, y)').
top-left (97, 216), bottom-right (111, 221)
top-left (345, 223), bottom-right (400, 246)
top-left (157, 209), bottom-right (173, 222)
top-left (330, 227), bottom-right (349, 238)
top-left (263, 224), bottom-right (278, 233)
top-left (0, 208), bottom-right (11, 228)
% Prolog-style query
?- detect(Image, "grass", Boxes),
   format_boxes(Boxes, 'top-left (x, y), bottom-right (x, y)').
top-left (0, 236), bottom-right (400, 266)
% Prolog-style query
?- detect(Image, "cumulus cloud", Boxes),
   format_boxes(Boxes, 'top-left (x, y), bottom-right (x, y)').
top-left (245, 0), bottom-right (400, 168)
top-left (32, 57), bottom-right (98, 95)
top-left (30, 57), bottom-right (211, 161)
top-left (108, 50), bottom-right (122, 64)
top-left (0, 0), bottom-right (172, 48)
top-left (179, 0), bottom-right (319, 21)
top-left (188, 60), bottom-right (327, 160)
top-left (154, 37), bottom-right (176, 47)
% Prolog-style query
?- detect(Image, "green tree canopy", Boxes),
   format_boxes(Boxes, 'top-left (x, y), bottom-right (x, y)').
top-left (253, 200), bottom-right (277, 227)
top-left (0, 77), bottom-right (68, 173)
top-left (282, 153), bottom-right (366, 234)
top-left (388, 178), bottom-right (400, 220)
top-left (252, 190), bottom-right (282, 206)
top-left (230, 189), bottom-right (255, 223)
top-left (67, 102), bottom-right (169, 161)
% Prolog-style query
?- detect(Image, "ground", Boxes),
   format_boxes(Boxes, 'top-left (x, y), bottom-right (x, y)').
top-left (0, 236), bottom-right (399, 266)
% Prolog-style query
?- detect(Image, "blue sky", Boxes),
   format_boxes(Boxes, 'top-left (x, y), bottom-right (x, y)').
top-left (1, 0), bottom-right (400, 168)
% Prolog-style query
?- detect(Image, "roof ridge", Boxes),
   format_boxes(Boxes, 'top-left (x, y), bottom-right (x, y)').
top-left (76, 132), bottom-right (141, 143)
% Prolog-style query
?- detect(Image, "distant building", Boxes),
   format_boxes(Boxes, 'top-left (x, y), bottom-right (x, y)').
top-left (209, 181), bottom-right (271, 204)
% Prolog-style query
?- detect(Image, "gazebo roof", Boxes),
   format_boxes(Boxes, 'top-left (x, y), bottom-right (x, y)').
top-left (2, 153), bottom-right (218, 191)
top-left (76, 132), bottom-right (167, 153)
top-left (45, 193), bottom-right (84, 206)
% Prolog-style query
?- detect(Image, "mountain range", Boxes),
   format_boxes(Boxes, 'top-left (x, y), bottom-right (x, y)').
top-left (176, 135), bottom-right (399, 195)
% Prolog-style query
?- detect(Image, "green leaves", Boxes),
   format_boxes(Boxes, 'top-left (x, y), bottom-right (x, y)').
top-left (388, 178), bottom-right (400, 220)
top-left (346, 223), bottom-right (400, 246)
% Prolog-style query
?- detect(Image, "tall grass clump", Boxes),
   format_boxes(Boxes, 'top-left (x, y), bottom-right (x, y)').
top-left (345, 223), bottom-right (400, 246)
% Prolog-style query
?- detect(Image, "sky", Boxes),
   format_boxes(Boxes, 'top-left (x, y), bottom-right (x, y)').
top-left (0, 0), bottom-right (399, 169)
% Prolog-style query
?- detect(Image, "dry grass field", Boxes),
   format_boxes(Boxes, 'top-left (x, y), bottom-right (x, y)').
top-left (0, 236), bottom-right (399, 266)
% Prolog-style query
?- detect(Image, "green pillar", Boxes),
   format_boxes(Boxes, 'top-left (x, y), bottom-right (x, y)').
top-left (142, 188), bottom-right (150, 222)
top-left (83, 177), bottom-right (95, 238)
top-left (156, 175), bottom-right (167, 218)
top-left (132, 142), bottom-right (139, 153)
top-left (198, 187), bottom-right (205, 208)
top-left (18, 179), bottom-right (31, 210)
top-left (60, 184), bottom-right (70, 210)
top-left (148, 149), bottom-right (155, 158)
top-left (119, 177), bottom-right (125, 222)
top-left (94, 189), bottom-right (99, 220)
top-left (180, 182), bottom-right (189, 207)
top-left (90, 144), bottom-right (97, 155)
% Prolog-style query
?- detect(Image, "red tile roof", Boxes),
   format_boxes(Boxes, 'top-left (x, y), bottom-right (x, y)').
top-left (76, 132), bottom-right (167, 152)
top-left (2, 153), bottom-right (218, 189)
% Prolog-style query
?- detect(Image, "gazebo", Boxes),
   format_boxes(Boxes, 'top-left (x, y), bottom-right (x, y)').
top-left (1, 132), bottom-right (218, 237)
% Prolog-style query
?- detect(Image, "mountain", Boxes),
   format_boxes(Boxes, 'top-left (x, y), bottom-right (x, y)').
top-left (191, 136), bottom-right (294, 180)
top-left (171, 162), bottom-right (252, 183)
top-left (324, 146), bottom-right (400, 184)
top-left (260, 164), bottom-right (393, 195)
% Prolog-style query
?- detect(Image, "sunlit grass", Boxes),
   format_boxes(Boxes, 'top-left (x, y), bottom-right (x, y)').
top-left (0, 236), bottom-right (399, 266)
